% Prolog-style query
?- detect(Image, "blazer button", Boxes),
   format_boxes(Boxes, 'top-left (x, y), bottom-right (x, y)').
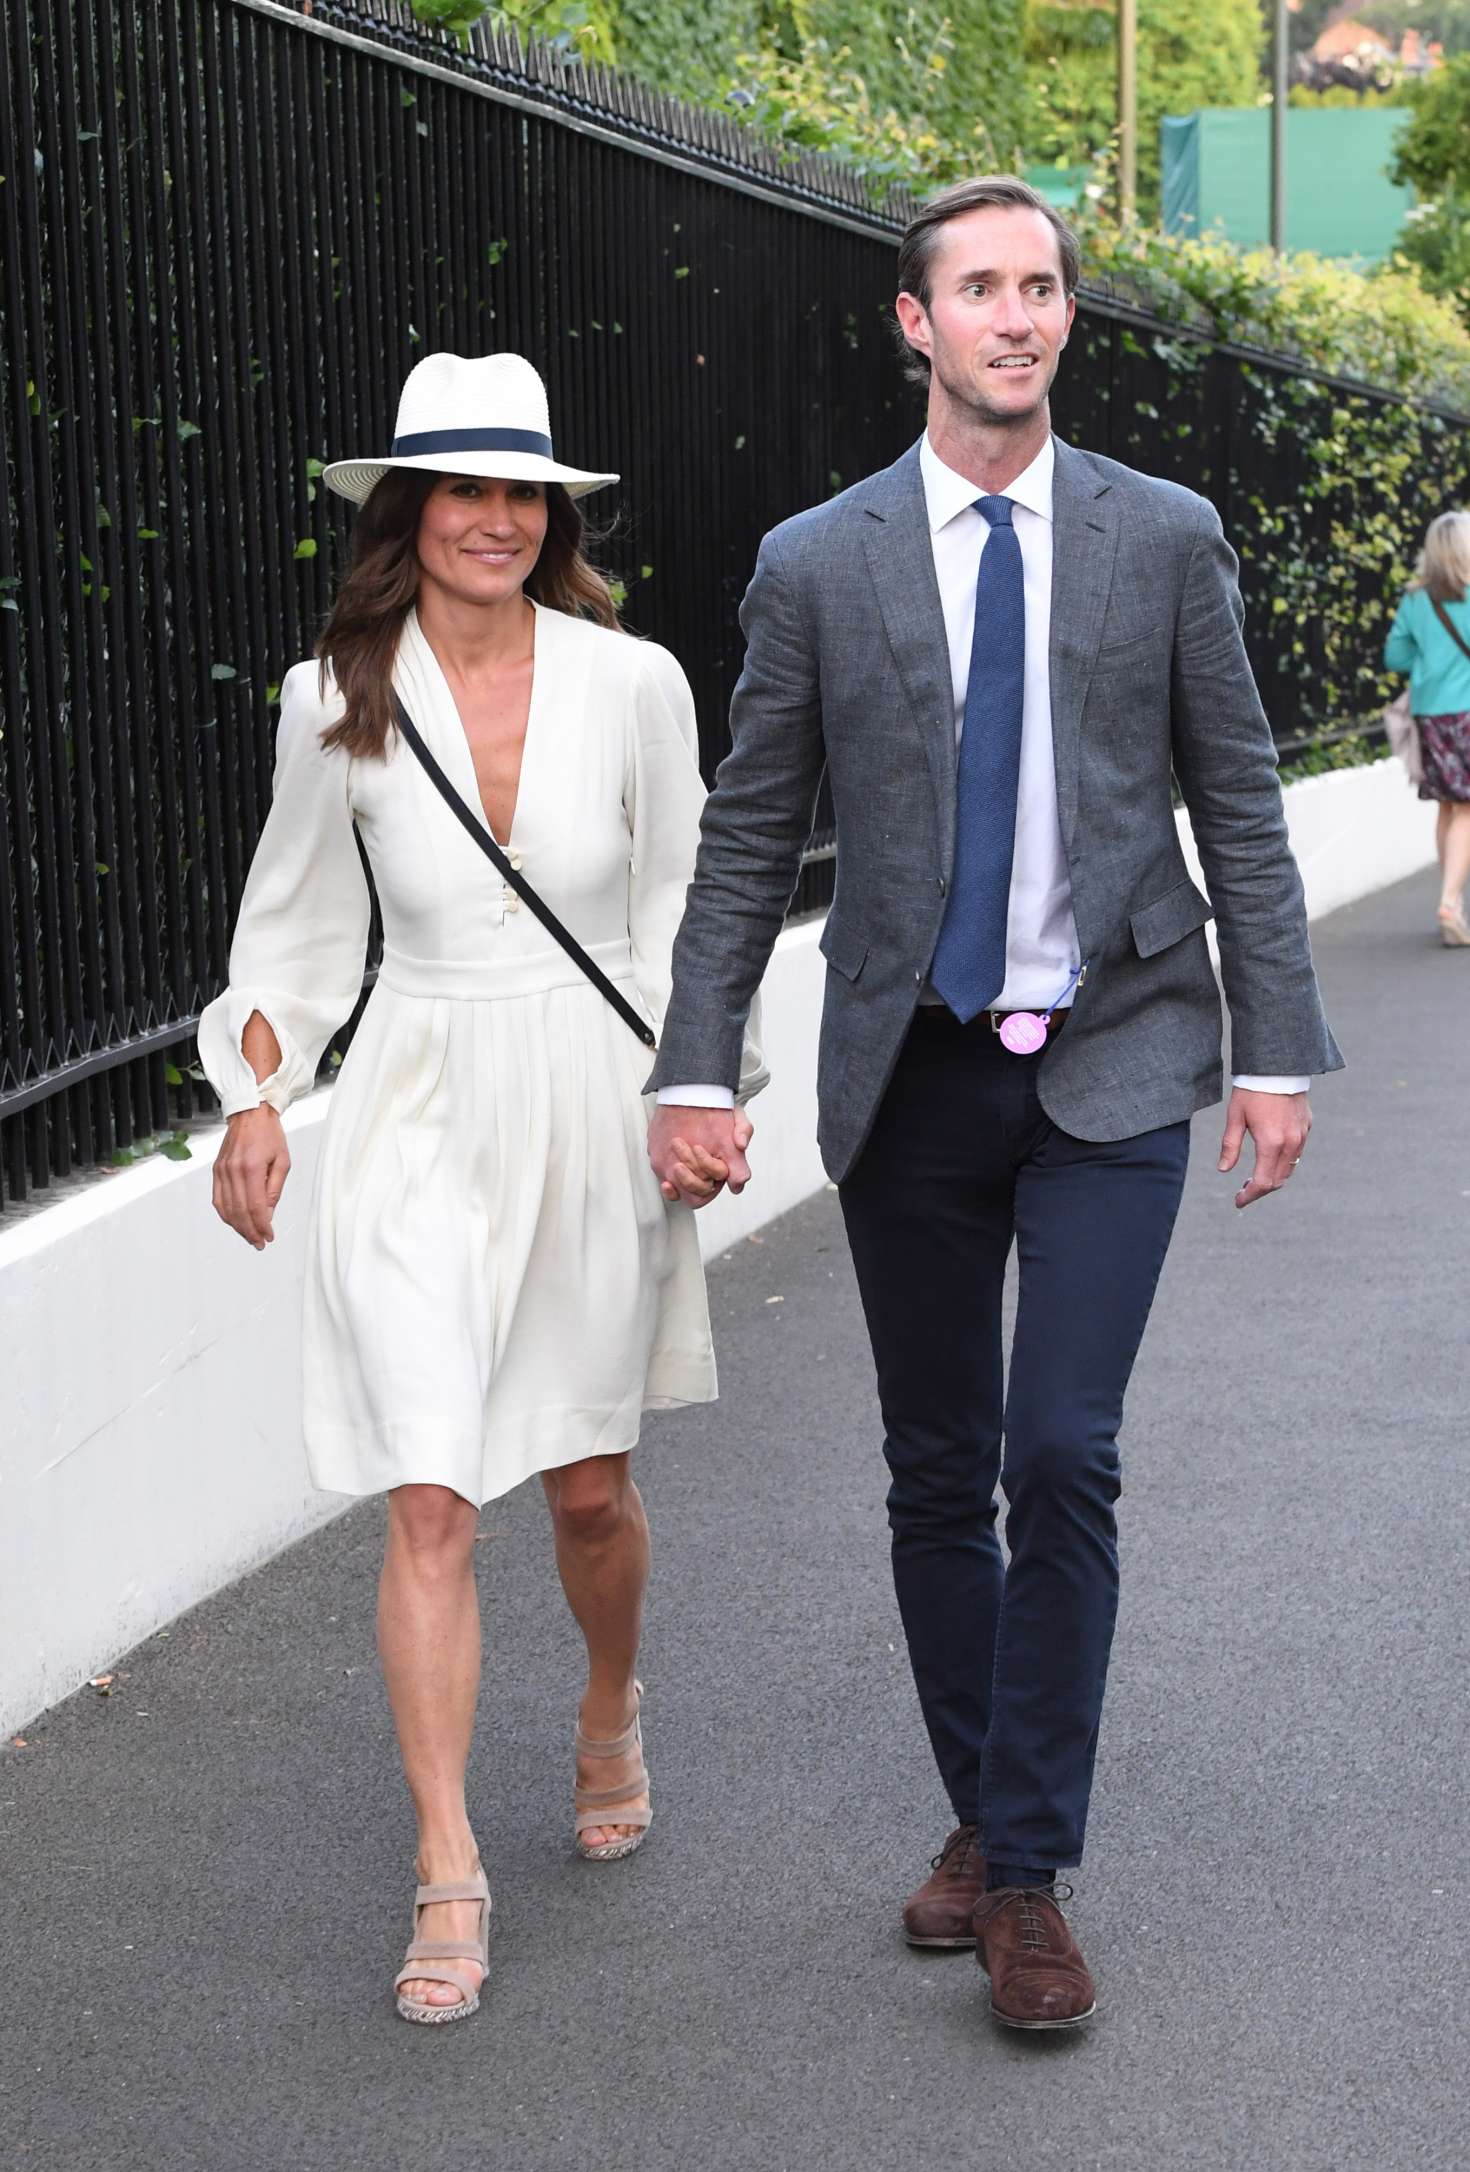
top-left (914, 969), bottom-right (922, 984)
top-left (938, 876), bottom-right (947, 896)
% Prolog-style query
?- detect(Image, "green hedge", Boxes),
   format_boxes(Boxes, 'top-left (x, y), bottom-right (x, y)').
top-left (1078, 214), bottom-right (1470, 741)
top-left (413, 0), bottom-right (1028, 174)
top-left (610, 0), bottom-right (763, 97)
top-left (1080, 214), bottom-right (1470, 410)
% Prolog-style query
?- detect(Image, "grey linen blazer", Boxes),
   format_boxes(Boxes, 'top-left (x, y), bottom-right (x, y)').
top-left (651, 436), bottom-right (1343, 1181)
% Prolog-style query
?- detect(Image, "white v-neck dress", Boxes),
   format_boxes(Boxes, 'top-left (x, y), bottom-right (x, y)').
top-left (199, 605), bottom-right (766, 1507)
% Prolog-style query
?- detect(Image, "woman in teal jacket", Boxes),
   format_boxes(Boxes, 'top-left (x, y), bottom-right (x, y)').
top-left (1385, 510), bottom-right (1470, 946)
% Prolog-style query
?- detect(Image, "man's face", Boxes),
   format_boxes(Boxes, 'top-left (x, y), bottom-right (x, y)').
top-left (898, 205), bottom-right (1075, 428)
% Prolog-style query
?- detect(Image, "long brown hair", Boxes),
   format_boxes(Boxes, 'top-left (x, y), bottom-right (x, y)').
top-left (317, 471), bottom-right (622, 758)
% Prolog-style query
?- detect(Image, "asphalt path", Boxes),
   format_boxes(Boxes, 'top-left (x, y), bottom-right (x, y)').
top-left (4, 868), bottom-right (1467, 2172)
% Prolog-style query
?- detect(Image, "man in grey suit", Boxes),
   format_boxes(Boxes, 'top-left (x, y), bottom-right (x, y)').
top-left (647, 176), bottom-right (1341, 2030)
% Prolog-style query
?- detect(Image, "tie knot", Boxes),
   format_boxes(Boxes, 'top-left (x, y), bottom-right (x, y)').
top-left (977, 495), bottom-right (1014, 529)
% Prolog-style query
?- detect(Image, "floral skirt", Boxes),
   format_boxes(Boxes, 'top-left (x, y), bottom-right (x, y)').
top-left (1417, 711), bottom-right (1470, 802)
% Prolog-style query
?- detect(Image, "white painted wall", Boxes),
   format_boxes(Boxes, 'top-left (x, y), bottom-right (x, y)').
top-left (1177, 755), bottom-right (1437, 926)
top-left (0, 757), bottom-right (1437, 1733)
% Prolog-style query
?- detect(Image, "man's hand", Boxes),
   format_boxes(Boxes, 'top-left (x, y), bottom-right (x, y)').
top-left (1217, 1088), bottom-right (1311, 1209)
top-left (212, 1105), bottom-right (292, 1248)
top-left (648, 1104), bottom-right (754, 1209)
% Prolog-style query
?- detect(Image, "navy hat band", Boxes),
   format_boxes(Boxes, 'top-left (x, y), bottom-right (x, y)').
top-left (390, 426), bottom-right (556, 460)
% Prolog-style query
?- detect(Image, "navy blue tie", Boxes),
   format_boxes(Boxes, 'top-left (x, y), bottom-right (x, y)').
top-left (929, 495), bottom-right (1024, 1023)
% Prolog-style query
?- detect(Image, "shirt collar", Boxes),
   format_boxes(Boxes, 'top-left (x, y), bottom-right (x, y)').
top-left (919, 432), bottom-right (1055, 535)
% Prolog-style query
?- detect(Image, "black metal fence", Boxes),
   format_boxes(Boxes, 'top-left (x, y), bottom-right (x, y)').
top-left (2, 0), bottom-right (1467, 1214)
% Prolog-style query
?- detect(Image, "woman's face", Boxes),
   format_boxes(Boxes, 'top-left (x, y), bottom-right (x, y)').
top-left (416, 473), bottom-right (548, 610)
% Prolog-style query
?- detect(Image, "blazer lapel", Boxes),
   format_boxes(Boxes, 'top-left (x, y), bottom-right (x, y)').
top-left (859, 443), bottom-right (958, 874)
top-left (1048, 437), bottom-right (1119, 861)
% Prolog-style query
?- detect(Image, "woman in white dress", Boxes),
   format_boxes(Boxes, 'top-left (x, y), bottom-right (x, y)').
top-left (200, 352), bottom-right (763, 2024)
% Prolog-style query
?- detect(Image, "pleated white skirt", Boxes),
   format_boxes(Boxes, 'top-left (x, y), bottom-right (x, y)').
top-left (300, 952), bottom-right (715, 1508)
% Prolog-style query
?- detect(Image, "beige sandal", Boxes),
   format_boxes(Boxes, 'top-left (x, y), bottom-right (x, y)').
top-left (393, 1860), bottom-right (491, 2025)
top-left (574, 1680), bottom-right (652, 1862)
top-left (1437, 903), bottom-right (1470, 947)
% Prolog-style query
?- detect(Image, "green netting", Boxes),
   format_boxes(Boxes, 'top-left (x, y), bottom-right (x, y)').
top-left (1161, 107), bottom-right (1415, 262)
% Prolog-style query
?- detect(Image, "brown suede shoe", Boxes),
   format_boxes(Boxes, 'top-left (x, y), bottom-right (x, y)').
top-left (972, 1885), bottom-right (1096, 2029)
top-left (902, 1825), bottom-right (988, 1949)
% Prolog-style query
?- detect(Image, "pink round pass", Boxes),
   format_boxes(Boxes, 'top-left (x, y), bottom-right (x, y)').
top-left (998, 1011), bottom-right (1049, 1055)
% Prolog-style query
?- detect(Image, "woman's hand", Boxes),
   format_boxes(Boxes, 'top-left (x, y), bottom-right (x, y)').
top-left (212, 1105), bottom-right (291, 1248)
top-left (649, 1104), bottom-right (755, 1207)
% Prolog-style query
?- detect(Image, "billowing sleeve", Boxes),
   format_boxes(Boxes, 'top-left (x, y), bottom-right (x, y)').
top-left (626, 644), bottom-right (768, 1102)
top-left (1383, 591), bottom-right (1418, 676)
top-left (197, 662), bottom-right (371, 1117)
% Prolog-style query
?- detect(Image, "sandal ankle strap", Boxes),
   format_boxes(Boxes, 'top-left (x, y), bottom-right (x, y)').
top-left (575, 1682), bottom-right (645, 1760)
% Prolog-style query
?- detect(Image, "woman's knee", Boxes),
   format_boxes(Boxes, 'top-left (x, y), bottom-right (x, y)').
top-left (388, 1482), bottom-right (478, 1564)
top-left (549, 1459), bottom-right (630, 1546)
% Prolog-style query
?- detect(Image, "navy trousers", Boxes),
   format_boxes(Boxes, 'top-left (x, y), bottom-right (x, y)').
top-left (839, 1008), bottom-right (1190, 1869)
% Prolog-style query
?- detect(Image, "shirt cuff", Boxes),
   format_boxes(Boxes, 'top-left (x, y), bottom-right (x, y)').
top-left (656, 1084), bottom-right (736, 1109)
top-left (1231, 1075), bottom-right (1311, 1095)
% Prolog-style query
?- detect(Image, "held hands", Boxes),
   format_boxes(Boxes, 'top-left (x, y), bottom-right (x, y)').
top-left (647, 1104), bottom-right (754, 1209)
top-left (1218, 1088), bottom-right (1311, 1209)
top-left (212, 1104), bottom-right (292, 1248)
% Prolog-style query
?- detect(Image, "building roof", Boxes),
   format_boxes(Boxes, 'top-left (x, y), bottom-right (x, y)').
top-left (1310, 17), bottom-right (1394, 60)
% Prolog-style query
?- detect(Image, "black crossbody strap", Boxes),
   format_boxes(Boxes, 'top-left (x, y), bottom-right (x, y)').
top-left (1430, 595), bottom-right (1470, 668)
top-left (391, 691), bottom-right (656, 1050)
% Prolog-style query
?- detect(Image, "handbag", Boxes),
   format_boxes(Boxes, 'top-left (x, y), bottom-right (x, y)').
top-left (391, 690), bottom-right (657, 1050)
top-left (1383, 687), bottom-right (1422, 786)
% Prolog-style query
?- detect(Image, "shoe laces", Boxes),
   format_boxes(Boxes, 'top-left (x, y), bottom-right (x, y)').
top-left (931, 1825), bottom-right (982, 1878)
top-left (1008, 1881), bottom-right (1074, 1949)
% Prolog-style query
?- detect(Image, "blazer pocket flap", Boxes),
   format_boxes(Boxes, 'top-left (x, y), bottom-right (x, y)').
top-left (1099, 622), bottom-right (1165, 657)
top-left (1130, 879), bottom-right (1214, 959)
top-left (818, 914), bottom-right (869, 982)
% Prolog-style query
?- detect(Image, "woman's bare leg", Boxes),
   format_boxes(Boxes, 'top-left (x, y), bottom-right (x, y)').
top-left (1439, 802), bottom-right (1470, 914)
top-left (378, 1482), bottom-right (484, 2006)
top-left (541, 1454), bottom-right (650, 1848)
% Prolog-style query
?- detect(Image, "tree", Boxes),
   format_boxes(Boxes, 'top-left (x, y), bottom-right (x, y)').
top-left (1025, 0), bottom-right (1262, 214)
top-left (1388, 53), bottom-right (1470, 326)
top-left (1389, 50), bottom-right (1470, 193)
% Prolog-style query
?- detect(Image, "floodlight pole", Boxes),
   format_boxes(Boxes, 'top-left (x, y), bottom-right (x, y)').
top-left (1270, 0), bottom-right (1288, 249)
top-left (1118, 0), bottom-right (1138, 220)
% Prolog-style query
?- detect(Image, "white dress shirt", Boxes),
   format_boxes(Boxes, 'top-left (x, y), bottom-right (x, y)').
top-left (660, 433), bottom-right (1307, 1106)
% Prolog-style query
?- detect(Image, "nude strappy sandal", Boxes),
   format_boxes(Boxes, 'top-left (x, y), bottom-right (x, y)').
top-left (393, 1860), bottom-right (491, 2025)
top-left (574, 1680), bottom-right (652, 1862)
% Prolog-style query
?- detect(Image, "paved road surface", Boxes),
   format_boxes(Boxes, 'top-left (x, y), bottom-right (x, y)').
top-left (4, 869), bottom-right (1466, 2172)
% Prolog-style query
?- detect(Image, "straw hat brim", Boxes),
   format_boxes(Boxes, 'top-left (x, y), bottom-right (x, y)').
top-left (323, 451), bottom-right (619, 503)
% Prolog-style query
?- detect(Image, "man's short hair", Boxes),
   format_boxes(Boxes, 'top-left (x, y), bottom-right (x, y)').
top-left (895, 176), bottom-right (1081, 384)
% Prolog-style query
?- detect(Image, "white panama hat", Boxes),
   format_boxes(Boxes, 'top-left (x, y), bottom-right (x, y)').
top-left (323, 351), bottom-right (618, 503)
